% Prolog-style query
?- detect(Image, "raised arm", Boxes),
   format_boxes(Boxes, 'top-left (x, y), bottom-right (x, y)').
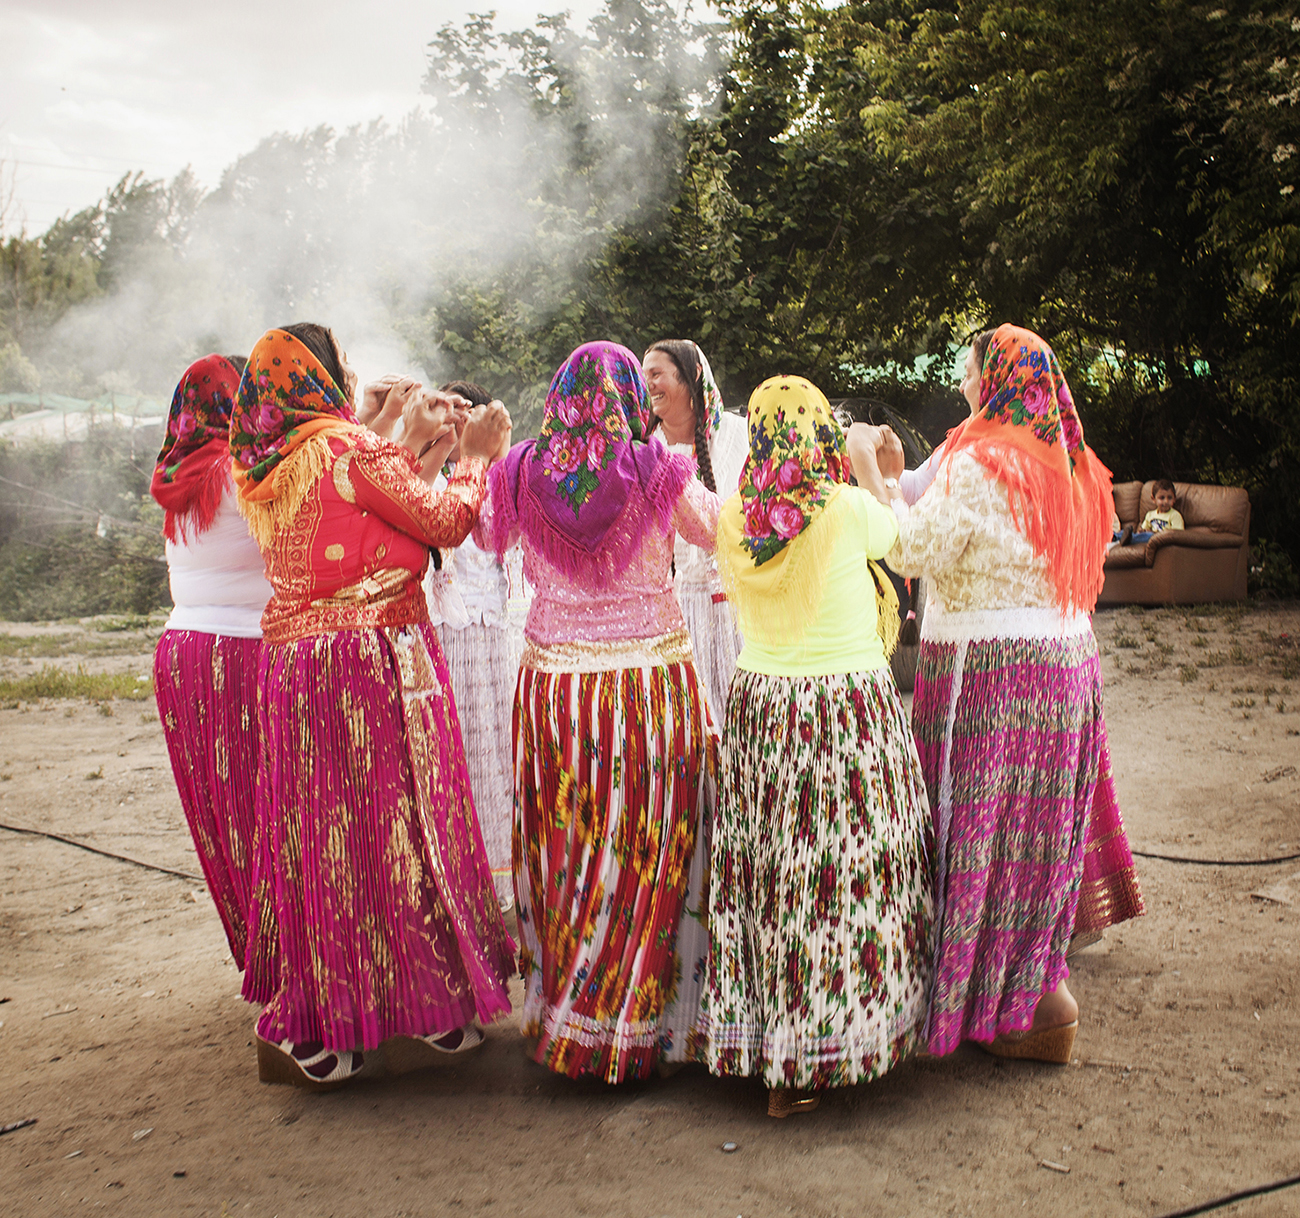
top-left (345, 441), bottom-right (487, 549)
top-left (673, 475), bottom-right (723, 550)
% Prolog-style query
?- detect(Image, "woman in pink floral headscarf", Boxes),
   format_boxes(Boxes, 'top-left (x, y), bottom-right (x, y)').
top-left (478, 341), bottom-right (721, 1083)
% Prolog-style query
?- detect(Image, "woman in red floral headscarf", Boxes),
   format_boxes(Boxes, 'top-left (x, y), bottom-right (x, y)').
top-left (230, 323), bottom-right (517, 1091)
top-left (853, 324), bottom-right (1144, 1065)
top-left (151, 353), bottom-right (270, 970)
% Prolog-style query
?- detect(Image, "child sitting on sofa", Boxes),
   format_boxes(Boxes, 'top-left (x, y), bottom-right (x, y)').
top-left (1117, 479), bottom-right (1184, 545)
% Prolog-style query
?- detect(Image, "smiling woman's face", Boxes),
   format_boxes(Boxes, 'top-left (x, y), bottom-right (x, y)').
top-left (643, 350), bottom-right (694, 437)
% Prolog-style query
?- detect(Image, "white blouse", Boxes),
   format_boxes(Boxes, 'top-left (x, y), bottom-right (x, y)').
top-left (667, 410), bottom-right (749, 592)
top-left (164, 487), bottom-right (272, 637)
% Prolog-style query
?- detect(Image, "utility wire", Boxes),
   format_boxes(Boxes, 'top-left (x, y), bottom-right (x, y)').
top-left (1155, 1172), bottom-right (1300, 1217)
top-left (0, 821), bottom-right (202, 883)
top-left (1132, 849), bottom-right (1300, 867)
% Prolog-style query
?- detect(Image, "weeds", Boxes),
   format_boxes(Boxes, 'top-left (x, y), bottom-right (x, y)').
top-left (1180, 665), bottom-right (1200, 684)
top-left (0, 665), bottom-right (153, 703)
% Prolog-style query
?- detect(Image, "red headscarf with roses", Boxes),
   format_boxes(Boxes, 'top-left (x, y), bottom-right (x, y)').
top-left (484, 342), bottom-right (693, 585)
top-left (940, 324), bottom-right (1113, 613)
top-left (715, 376), bottom-right (899, 652)
top-left (150, 354), bottom-right (242, 544)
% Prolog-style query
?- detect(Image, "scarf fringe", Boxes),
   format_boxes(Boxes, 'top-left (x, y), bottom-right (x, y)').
top-left (152, 441), bottom-right (231, 545)
top-left (235, 430), bottom-right (349, 550)
top-left (492, 447), bottom-right (694, 588)
top-left (952, 440), bottom-right (1113, 615)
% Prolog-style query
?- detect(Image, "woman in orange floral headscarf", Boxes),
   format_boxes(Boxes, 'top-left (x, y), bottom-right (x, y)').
top-left (853, 324), bottom-right (1144, 1066)
top-left (231, 323), bottom-right (518, 1092)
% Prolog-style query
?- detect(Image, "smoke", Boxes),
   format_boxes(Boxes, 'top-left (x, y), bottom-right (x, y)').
top-left (42, 1), bottom-right (724, 411)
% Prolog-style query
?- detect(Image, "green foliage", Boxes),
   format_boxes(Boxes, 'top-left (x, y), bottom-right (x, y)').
top-left (0, 664), bottom-right (153, 703)
top-left (0, 427), bottom-right (170, 620)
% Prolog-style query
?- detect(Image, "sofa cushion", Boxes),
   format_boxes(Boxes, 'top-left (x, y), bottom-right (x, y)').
top-left (1104, 543), bottom-right (1148, 569)
top-left (1112, 481), bottom-right (1142, 527)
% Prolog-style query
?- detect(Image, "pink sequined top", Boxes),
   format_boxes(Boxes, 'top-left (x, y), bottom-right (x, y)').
top-left (474, 477), bottom-right (721, 645)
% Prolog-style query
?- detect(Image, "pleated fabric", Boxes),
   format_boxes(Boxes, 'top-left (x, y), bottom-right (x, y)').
top-left (437, 622), bottom-right (520, 909)
top-left (243, 622), bottom-right (515, 1051)
top-left (1074, 733), bottom-right (1146, 936)
top-left (677, 586), bottom-right (743, 729)
top-left (153, 629), bottom-right (262, 967)
top-left (697, 668), bottom-right (935, 1090)
top-left (913, 628), bottom-right (1117, 1055)
top-left (513, 661), bottom-right (709, 1082)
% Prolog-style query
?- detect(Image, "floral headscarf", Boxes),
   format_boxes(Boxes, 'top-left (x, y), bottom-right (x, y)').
top-left (228, 329), bottom-right (363, 546)
top-left (696, 345), bottom-right (724, 442)
top-left (150, 354), bottom-right (242, 543)
top-left (716, 376), bottom-right (897, 651)
top-left (486, 342), bottom-right (692, 582)
top-left (942, 324), bottom-right (1113, 613)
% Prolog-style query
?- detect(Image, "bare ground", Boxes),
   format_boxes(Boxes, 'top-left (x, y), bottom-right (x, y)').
top-left (0, 604), bottom-right (1297, 1218)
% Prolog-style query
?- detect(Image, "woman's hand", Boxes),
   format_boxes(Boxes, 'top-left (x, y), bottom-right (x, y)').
top-left (365, 377), bottom-right (421, 439)
top-left (401, 388), bottom-right (467, 459)
top-left (845, 423), bottom-right (896, 507)
top-left (460, 401), bottom-right (513, 465)
top-left (876, 426), bottom-right (906, 480)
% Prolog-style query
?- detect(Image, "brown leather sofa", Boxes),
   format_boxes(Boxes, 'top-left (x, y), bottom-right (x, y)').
top-left (1098, 481), bottom-right (1250, 605)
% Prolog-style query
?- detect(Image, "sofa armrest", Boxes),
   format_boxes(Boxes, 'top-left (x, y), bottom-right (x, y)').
top-left (1145, 527), bottom-right (1245, 567)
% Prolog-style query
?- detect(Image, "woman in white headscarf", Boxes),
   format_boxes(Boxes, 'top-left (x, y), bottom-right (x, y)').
top-left (643, 340), bottom-right (748, 724)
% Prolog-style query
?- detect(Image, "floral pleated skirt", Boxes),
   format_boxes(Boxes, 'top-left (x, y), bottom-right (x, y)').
top-left (697, 666), bottom-right (935, 1091)
top-left (513, 646), bottom-right (711, 1082)
top-left (154, 629), bottom-right (263, 968)
top-left (438, 621), bottom-right (521, 909)
top-left (243, 622), bottom-right (516, 1050)
top-left (913, 605), bottom-right (1143, 1057)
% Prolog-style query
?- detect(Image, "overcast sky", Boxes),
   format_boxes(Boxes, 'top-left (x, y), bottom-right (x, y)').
top-left (0, 0), bottom-right (602, 235)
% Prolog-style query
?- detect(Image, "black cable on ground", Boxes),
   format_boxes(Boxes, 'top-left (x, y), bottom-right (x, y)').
top-left (0, 821), bottom-right (202, 882)
top-left (1132, 849), bottom-right (1300, 867)
top-left (1156, 1172), bottom-right (1300, 1217)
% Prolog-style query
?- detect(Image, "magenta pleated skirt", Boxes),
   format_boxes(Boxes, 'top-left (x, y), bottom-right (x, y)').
top-left (242, 621), bottom-right (516, 1051)
top-left (913, 614), bottom-right (1142, 1056)
top-left (154, 629), bottom-right (263, 967)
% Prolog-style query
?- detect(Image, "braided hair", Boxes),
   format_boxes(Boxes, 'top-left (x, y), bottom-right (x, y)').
top-left (644, 339), bottom-right (716, 494)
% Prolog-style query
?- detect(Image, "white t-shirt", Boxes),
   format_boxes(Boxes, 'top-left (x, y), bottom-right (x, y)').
top-left (163, 487), bottom-right (271, 637)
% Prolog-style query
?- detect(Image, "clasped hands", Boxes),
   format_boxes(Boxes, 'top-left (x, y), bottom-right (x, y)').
top-left (842, 422), bottom-right (905, 485)
top-left (359, 377), bottom-right (512, 482)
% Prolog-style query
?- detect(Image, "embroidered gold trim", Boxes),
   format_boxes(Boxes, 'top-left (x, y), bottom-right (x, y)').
top-left (520, 629), bottom-right (695, 674)
top-left (332, 450), bottom-right (356, 503)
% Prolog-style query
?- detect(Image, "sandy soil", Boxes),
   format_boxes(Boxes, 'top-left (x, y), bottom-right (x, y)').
top-left (1, 604), bottom-right (1297, 1218)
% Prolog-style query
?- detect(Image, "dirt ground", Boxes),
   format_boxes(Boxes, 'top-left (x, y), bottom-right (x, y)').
top-left (1, 604), bottom-right (1297, 1218)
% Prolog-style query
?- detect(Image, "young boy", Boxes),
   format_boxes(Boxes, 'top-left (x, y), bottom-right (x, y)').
top-left (1118, 478), bottom-right (1184, 545)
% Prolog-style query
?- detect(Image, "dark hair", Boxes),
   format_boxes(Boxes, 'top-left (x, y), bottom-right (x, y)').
top-left (644, 339), bottom-right (716, 493)
top-left (224, 354), bottom-right (248, 376)
top-left (1152, 477), bottom-right (1176, 496)
top-left (279, 322), bottom-right (346, 396)
top-left (971, 329), bottom-right (996, 373)
top-left (440, 380), bottom-right (492, 407)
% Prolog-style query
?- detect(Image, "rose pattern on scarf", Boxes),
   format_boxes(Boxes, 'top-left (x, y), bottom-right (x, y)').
top-left (228, 334), bottom-right (355, 485)
top-left (980, 336), bottom-right (1084, 466)
top-left (736, 380), bottom-right (845, 567)
top-left (154, 355), bottom-right (241, 484)
top-left (534, 344), bottom-right (652, 519)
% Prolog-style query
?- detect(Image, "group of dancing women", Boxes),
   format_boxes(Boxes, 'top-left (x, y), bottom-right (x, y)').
top-left (150, 320), bottom-right (1144, 1118)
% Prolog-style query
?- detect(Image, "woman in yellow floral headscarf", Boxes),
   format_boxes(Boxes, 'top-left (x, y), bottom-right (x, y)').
top-left (696, 375), bottom-right (935, 1119)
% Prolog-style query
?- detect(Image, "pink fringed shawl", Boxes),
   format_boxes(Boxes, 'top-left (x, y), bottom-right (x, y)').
top-left (487, 342), bottom-right (694, 586)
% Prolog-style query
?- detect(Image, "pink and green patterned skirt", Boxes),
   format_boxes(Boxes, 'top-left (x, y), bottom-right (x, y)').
top-left (242, 622), bottom-right (516, 1051)
top-left (697, 667), bottom-right (935, 1091)
top-left (914, 606), bottom-right (1144, 1057)
top-left (154, 629), bottom-right (263, 968)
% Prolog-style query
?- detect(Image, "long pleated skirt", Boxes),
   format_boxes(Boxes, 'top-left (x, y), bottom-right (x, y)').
top-left (677, 582), bottom-right (743, 729)
top-left (697, 667), bottom-right (935, 1091)
top-left (437, 621), bottom-right (520, 909)
top-left (913, 606), bottom-right (1143, 1057)
top-left (243, 622), bottom-right (516, 1051)
top-left (153, 629), bottom-right (262, 967)
top-left (513, 650), bottom-right (710, 1082)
